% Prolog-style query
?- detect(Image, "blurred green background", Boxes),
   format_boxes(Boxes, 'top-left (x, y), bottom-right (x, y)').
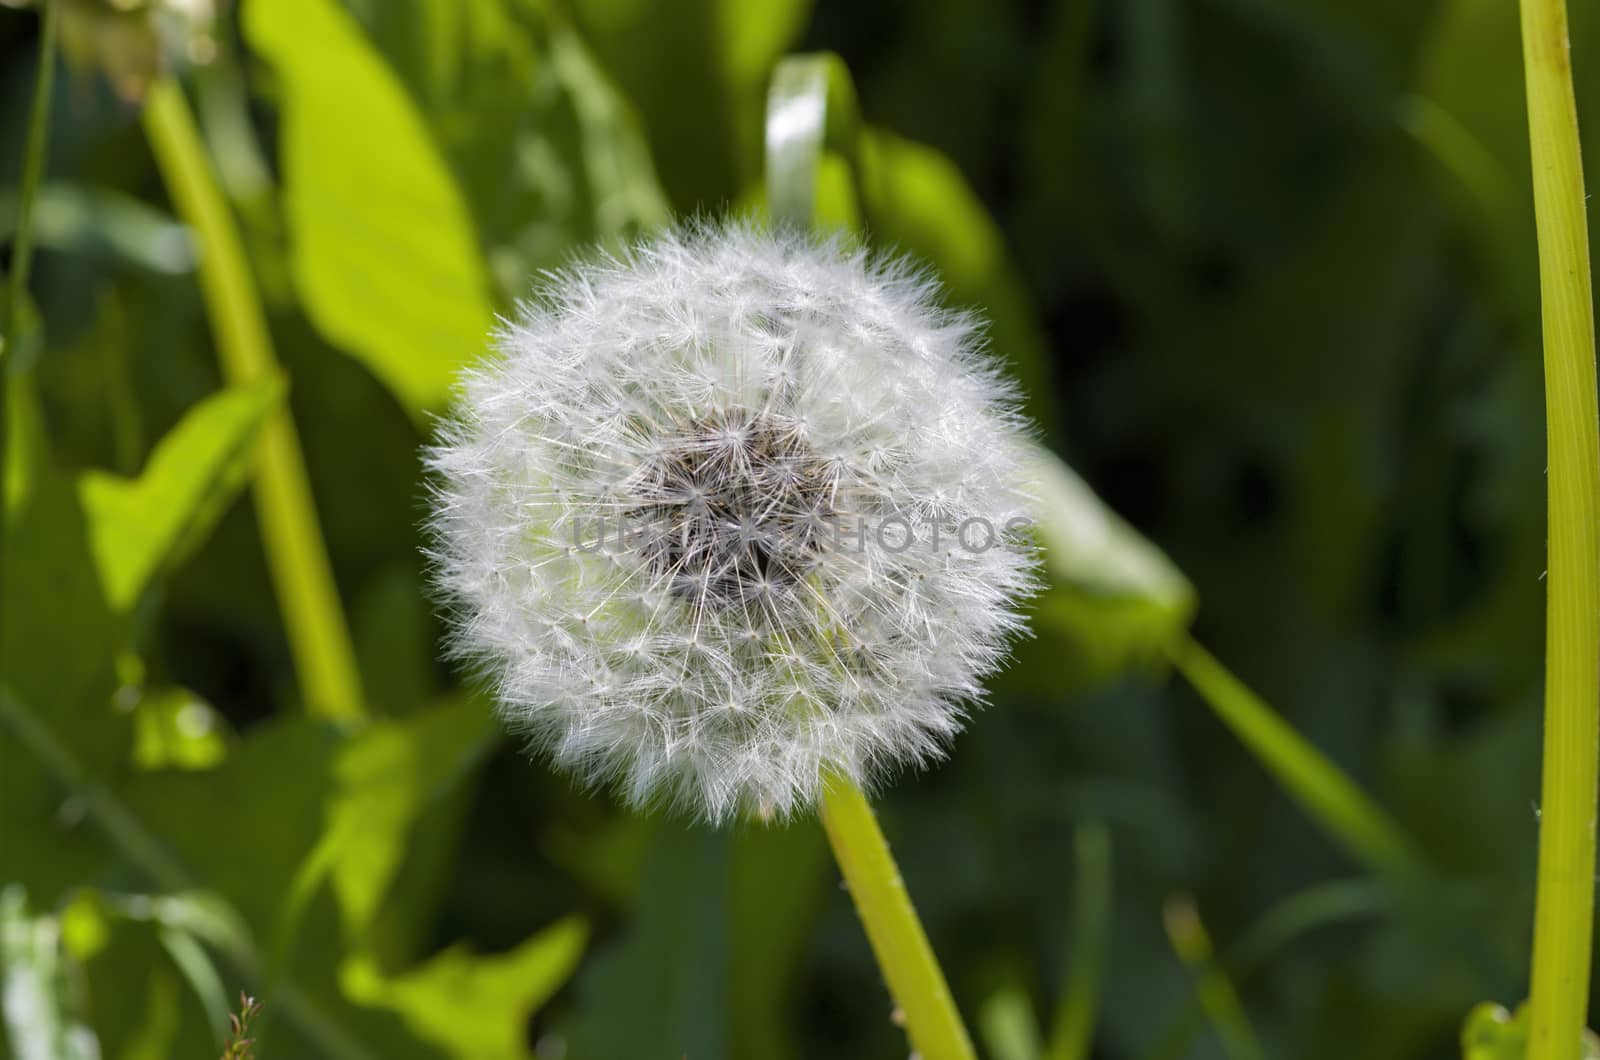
top-left (0, 0), bottom-right (1588, 1057)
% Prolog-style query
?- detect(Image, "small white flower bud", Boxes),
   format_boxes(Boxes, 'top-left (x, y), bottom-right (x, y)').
top-left (427, 222), bottom-right (1036, 822)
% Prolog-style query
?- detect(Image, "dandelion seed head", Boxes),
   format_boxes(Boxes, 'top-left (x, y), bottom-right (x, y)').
top-left (427, 222), bottom-right (1037, 822)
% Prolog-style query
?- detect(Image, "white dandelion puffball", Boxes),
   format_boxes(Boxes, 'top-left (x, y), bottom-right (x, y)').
top-left (428, 223), bottom-right (1037, 822)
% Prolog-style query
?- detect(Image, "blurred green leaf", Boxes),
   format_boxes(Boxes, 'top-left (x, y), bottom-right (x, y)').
top-left (79, 377), bottom-right (280, 612)
top-left (292, 697), bottom-right (496, 942)
top-left (341, 916), bottom-right (587, 1060)
top-left (0, 888), bottom-right (101, 1060)
top-left (1026, 445), bottom-right (1195, 674)
top-left (243, 0), bottom-right (496, 416)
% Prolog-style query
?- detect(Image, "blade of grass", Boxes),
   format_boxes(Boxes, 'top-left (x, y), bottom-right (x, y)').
top-left (1162, 894), bottom-right (1265, 1060)
top-left (1, 0), bottom-right (57, 678)
top-left (1518, 0), bottom-right (1600, 1056)
top-left (140, 79), bottom-right (365, 724)
top-left (768, 52), bottom-right (975, 1060)
top-left (1045, 821), bottom-right (1112, 1060)
top-left (1139, 878), bottom-right (1390, 1060)
top-left (1167, 633), bottom-right (1425, 882)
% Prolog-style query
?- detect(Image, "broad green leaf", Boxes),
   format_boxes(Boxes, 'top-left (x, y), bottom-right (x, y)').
top-left (0, 888), bottom-right (101, 1060)
top-left (292, 697), bottom-right (496, 940)
top-left (1025, 445), bottom-right (1195, 673)
top-left (243, 0), bottom-right (496, 415)
top-left (341, 917), bottom-right (587, 1060)
top-left (79, 377), bottom-right (280, 612)
top-left (342, 0), bottom-right (669, 302)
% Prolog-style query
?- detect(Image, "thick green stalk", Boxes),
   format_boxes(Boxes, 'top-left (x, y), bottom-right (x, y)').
top-left (818, 774), bottom-right (975, 1060)
top-left (2, 0), bottom-right (58, 668)
top-left (768, 52), bottom-right (976, 1060)
top-left (141, 80), bottom-right (365, 723)
top-left (1519, 0), bottom-right (1600, 1056)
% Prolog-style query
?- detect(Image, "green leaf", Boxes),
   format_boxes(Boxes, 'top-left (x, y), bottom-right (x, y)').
top-left (340, 917), bottom-right (587, 1060)
top-left (78, 378), bottom-right (281, 612)
top-left (0, 888), bottom-right (101, 1060)
top-left (291, 697), bottom-right (496, 941)
top-left (1025, 445), bottom-right (1195, 674)
top-left (243, 0), bottom-right (496, 416)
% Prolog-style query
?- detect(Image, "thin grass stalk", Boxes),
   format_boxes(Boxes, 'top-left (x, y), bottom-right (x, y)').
top-left (1, 0), bottom-right (58, 670)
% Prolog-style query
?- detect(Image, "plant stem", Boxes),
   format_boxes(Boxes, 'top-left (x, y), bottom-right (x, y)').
top-left (141, 79), bottom-right (366, 724)
top-left (1519, 0), bottom-right (1600, 1055)
top-left (818, 773), bottom-right (975, 1060)
top-left (1046, 821), bottom-right (1112, 1060)
top-left (1162, 895), bottom-right (1265, 1060)
top-left (1, 0), bottom-right (58, 671)
top-left (1167, 634), bottom-right (1425, 882)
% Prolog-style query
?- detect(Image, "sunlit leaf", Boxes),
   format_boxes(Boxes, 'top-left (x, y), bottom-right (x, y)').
top-left (293, 697), bottom-right (496, 940)
top-left (1025, 445), bottom-right (1195, 673)
top-left (79, 378), bottom-right (280, 612)
top-left (243, 0), bottom-right (496, 416)
top-left (341, 917), bottom-right (587, 1060)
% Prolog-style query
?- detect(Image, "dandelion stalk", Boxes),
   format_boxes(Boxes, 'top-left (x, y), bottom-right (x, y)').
top-left (141, 79), bottom-right (366, 723)
top-left (1, 0), bottom-right (58, 670)
top-left (759, 52), bottom-right (978, 1060)
top-left (819, 774), bottom-right (977, 1060)
top-left (1518, 0), bottom-right (1600, 1055)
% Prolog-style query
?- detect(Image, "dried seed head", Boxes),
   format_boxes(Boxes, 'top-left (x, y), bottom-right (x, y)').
top-left (427, 222), bottom-right (1037, 822)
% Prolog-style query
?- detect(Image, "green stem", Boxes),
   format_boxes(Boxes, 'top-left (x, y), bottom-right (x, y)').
top-left (767, 51), bottom-right (975, 1060)
top-left (2, 0), bottom-right (58, 671)
top-left (818, 773), bottom-right (975, 1060)
top-left (1519, 0), bottom-right (1600, 1056)
top-left (140, 79), bottom-right (365, 724)
top-left (1046, 822), bottom-right (1112, 1060)
top-left (1162, 895), bottom-right (1265, 1060)
top-left (1167, 634), bottom-right (1425, 882)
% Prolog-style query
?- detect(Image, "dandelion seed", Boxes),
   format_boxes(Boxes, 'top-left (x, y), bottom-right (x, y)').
top-left (427, 222), bottom-right (1037, 822)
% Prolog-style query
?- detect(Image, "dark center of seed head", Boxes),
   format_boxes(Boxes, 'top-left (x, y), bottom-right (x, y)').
top-left (625, 414), bottom-right (832, 608)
